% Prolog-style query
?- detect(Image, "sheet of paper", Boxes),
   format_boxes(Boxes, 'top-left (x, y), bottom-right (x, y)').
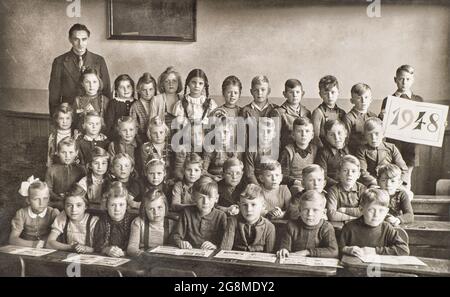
top-left (149, 246), bottom-right (214, 257)
top-left (214, 250), bottom-right (277, 263)
top-left (357, 255), bottom-right (427, 266)
top-left (62, 254), bottom-right (130, 267)
top-left (279, 255), bottom-right (342, 268)
top-left (0, 245), bottom-right (56, 257)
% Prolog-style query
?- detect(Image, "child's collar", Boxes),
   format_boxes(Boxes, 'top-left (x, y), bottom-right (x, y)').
top-left (394, 90), bottom-right (412, 98)
top-left (28, 206), bottom-right (47, 218)
top-left (251, 101), bottom-right (269, 111)
top-left (113, 96), bottom-right (135, 103)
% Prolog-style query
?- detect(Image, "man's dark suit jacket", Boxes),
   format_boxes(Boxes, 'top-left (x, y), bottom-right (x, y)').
top-left (48, 50), bottom-right (111, 116)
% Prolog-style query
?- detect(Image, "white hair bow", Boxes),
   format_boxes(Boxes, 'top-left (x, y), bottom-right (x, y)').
top-left (18, 175), bottom-right (40, 197)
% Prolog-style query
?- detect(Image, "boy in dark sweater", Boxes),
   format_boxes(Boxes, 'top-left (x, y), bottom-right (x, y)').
top-left (277, 190), bottom-right (338, 258)
top-left (220, 184), bottom-right (276, 253)
top-left (339, 188), bottom-right (410, 256)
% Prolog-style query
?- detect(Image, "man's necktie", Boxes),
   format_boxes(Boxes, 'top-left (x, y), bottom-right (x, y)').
top-left (78, 55), bottom-right (84, 71)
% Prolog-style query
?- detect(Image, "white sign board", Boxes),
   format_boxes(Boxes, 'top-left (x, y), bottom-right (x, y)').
top-left (383, 96), bottom-right (448, 147)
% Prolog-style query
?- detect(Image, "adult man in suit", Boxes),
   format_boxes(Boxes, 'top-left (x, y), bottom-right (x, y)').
top-left (48, 23), bottom-right (111, 116)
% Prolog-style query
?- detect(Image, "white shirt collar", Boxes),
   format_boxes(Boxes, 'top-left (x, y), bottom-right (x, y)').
top-left (113, 96), bottom-right (135, 103)
top-left (394, 90), bottom-right (412, 99)
top-left (251, 101), bottom-right (269, 112)
top-left (28, 206), bottom-right (48, 218)
top-left (83, 133), bottom-right (107, 141)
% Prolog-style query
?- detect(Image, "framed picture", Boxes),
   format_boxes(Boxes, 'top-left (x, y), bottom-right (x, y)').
top-left (107, 0), bottom-right (196, 42)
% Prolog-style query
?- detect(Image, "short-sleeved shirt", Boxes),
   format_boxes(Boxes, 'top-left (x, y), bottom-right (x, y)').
top-left (51, 211), bottom-right (99, 246)
top-left (11, 207), bottom-right (60, 241)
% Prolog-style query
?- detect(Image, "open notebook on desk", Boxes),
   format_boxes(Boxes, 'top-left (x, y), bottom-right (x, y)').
top-left (356, 255), bottom-right (427, 266)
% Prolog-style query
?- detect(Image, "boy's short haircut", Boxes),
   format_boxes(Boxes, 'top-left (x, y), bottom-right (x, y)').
top-left (68, 23), bottom-right (90, 38)
top-left (145, 158), bottom-right (166, 174)
top-left (53, 103), bottom-right (73, 122)
top-left (192, 176), bottom-right (218, 197)
top-left (339, 155), bottom-right (361, 170)
top-left (139, 189), bottom-right (168, 220)
top-left (360, 188), bottom-right (389, 208)
top-left (318, 75), bottom-right (339, 91)
top-left (396, 64), bottom-right (415, 76)
top-left (116, 116), bottom-right (138, 131)
top-left (285, 79), bottom-right (304, 91)
top-left (377, 164), bottom-right (402, 180)
top-left (223, 157), bottom-right (244, 172)
top-left (364, 117), bottom-right (383, 132)
top-left (110, 152), bottom-right (135, 169)
top-left (57, 136), bottom-right (77, 152)
top-left (104, 181), bottom-right (128, 204)
top-left (351, 83), bottom-right (371, 97)
top-left (299, 190), bottom-right (326, 208)
top-left (184, 152), bottom-right (203, 168)
top-left (302, 164), bottom-right (324, 180)
top-left (222, 75), bottom-right (242, 95)
top-left (258, 159), bottom-right (281, 175)
top-left (324, 119), bottom-right (348, 134)
top-left (239, 184), bottom-right (264, 201)
top-left (292, 117), bottom-right (313, 129)
top-left (65, 184), bottom-right (89, 207)
top-left (251, 75), bottom-right (270, 89)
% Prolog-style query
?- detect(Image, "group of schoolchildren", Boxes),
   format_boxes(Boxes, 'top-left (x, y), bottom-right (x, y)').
top-left (10, 64), bottom-right (421, 261)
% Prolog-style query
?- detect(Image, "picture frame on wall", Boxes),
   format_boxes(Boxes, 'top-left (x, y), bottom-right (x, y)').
top-left (107, 0), bottom-right (196, 42)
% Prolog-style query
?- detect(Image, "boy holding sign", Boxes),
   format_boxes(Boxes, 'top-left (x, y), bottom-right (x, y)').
top-left (379, 65), bottom-right (423, 189)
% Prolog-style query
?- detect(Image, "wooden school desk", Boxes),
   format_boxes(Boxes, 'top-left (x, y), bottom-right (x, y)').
top-left (0, 247), bottom-right (145, 277)
top-left (340, 255), bottom-right (450, 277)
top-left (142, 249), bottom-right (338, 277)
top-left (412, 195), bottom-right (450, 221)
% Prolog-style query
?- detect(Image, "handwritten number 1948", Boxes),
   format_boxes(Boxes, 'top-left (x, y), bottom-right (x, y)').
top-left (390, 108), bottom-right (439, 133)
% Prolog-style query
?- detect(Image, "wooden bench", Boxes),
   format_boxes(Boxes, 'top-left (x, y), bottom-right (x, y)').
top-left (411, 196), bottom-right (450, 219)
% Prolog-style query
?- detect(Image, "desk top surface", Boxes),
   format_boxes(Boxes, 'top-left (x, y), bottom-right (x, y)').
top-left (341, 255), bottom-right (450, 277)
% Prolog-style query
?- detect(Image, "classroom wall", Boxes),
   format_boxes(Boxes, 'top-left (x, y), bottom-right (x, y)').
top-left (0, 0), bottom-right (449, 114)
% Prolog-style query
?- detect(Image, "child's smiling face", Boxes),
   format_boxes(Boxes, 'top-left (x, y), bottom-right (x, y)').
top-left (139, 82), bottom-right (156, 101)
top-left (107, 196), bottom-right (127, 222)
top-left (117, 80), bottom-right (133, 99)
top-left (58, 144), bottom-right (78, 165)
top-left (118, 122), bottom-right (137, 143)
top-left (84, 115), bottom-right (102, 137)
top-left (145, 197), bottom-right (166, 223)
top-left (28, 188), bottom-right (50, 214)
top-left (283, 86), bottom-right (304, 106)
top-left (378, 173), bottom-right (402, 195)
top-left (325, 124), bottom-right (347, 149)
top-left (56, 112), bottom-right (72, 130)
top-left (82, 73), bottom-right (100, 96)
top-left (65, 196), bottom-right (87, 222)
top-left (319, 86), bottom-right (339, 108)
top-left (251, 82), bottom-right (270, 104)
top-left (223, 84), bottom-right (240, 106)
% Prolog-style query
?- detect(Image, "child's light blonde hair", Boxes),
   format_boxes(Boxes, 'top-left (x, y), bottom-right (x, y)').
top-left (251, 75), bottom-right (270, 89)
top-left (116, 116), bottom-right (138, 132)
top-left (146, 116), bottom-right (169, 140)
top-left (364, 117), bottom-right (383, 133)
top-left (351, 83), bottom-right (371, 97)
top-left (57, 136), bottom-right (78, 152)
top-left (82, 110), bottom-right (105, 130)
top-left (239, 184), bottom-right (264, 201)
top-left (158, 66), bottom-right (183, 94)
top-left (145, 159), bottom-right (166, 174)
top-left (302, 164), bottom-right (324, 180)
top-left (104, 181), bottom-right (128, 204)
top-left (258, 159), bottom-right (281, 176)
top-left (339, 155), bottom-right (361, 170)
top-left (27, 181), bottom-right (50, 200)
top-left (360, 188), bottom-right (389, 208)
top-left (110, 153), bottom-right (135, 169)
top-left (192, 176), bottom-right (218, 198)
top-left (377, 164), bottom-right (402, 180)
top-left (396, 64), bottom-right (415, 76)
top-left (299, 190), bottom-right (326, 208)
